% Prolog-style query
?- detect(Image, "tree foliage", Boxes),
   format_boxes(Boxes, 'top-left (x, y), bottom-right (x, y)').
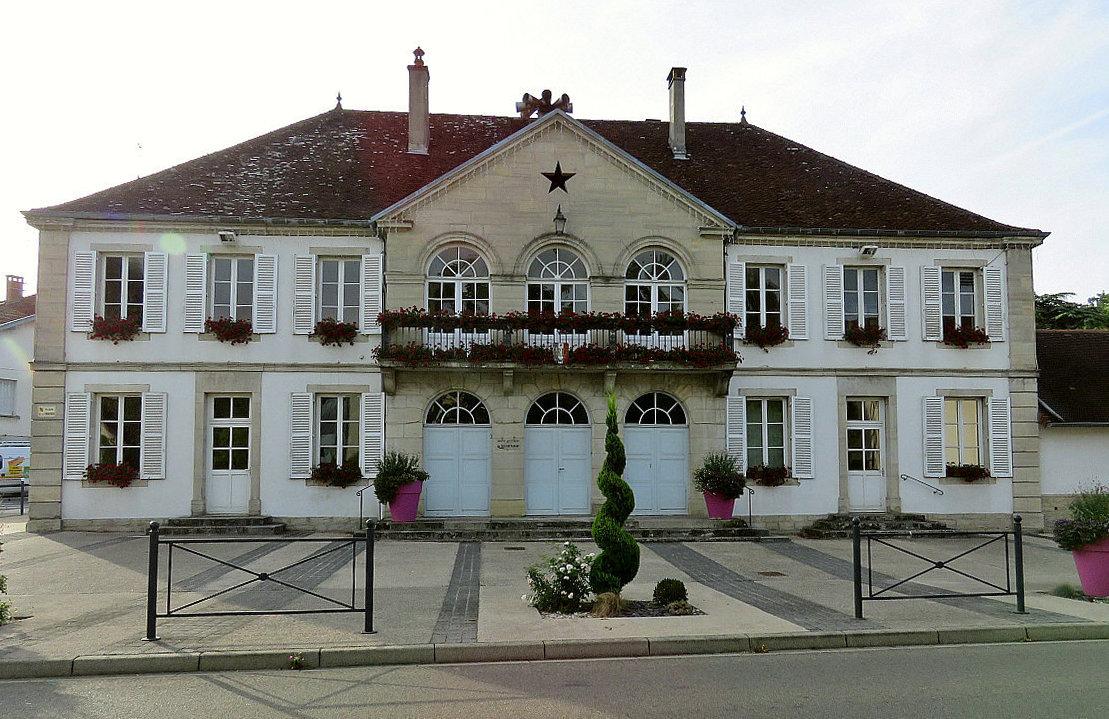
top-left (1035, 292), bottom-right (1109, 330)
top-left (589, 394), bottom-right (640, 595)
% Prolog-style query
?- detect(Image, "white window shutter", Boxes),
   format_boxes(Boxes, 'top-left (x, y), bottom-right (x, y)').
top-left (725, 395), bottom-right (746, 471)
top-left (360, 392), bottom-right (385, 477)
top-left (253, 254), bottom-right (278, 333)
top-left (786, 263), bottom-right (808, 340)
top-left (921, 266), bottom-right (943, 341)
top-left (988, 397), bottom-right (1013, 478)
top-left (885, 266), bottom-right (907, 341)
top-left (289, 392), bottom-right (313, 478)
top-left (727, 260), bottom-right (745, 335)
top-left (823, 264), bottom-right (845, 340)
top-left (791, 396), bottom-right (814, 479)
top-left (922, 396), bottom-right (945, 478)
top-left (183, 253), bottom-right (208, 333)
top-left (984, 266), bottom-right (1006, 341)
top-left (140, 392), bottom-right (167, 480)
top-left (63, 392), bottom-right (91, 480)
top-left (141, 252), bottom-right (168, 333)
top-left (360, 253), bottom-right (383, 334)
top-left (293, 256), bottom-right (316, 335)
top-left (70, 251), bottom-right (96, 332)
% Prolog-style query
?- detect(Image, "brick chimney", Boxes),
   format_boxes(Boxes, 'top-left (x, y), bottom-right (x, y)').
top-left (667, 67), bottom-right (688, 160)
top-left (407, 47), bottom-right (430, 155)
top-left (5, 275), bottom-right (23, 302)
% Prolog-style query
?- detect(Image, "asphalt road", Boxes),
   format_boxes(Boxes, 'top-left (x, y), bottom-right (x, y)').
top-left (2, 641), bottom-right (1107, 719)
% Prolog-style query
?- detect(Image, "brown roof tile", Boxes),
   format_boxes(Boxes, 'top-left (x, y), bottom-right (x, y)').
top-left (0, 294), bottom-right (36, 325)
top-left (1037, 330), bottom-right (1109, 424)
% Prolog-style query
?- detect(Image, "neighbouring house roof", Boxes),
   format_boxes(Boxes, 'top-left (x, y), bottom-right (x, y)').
top-left (1037, 330), bottom-right (1109, 425)
top-left (27, 108), bottom-right (1046, 237)
top-left (0, 294), bottom-right (35, 327)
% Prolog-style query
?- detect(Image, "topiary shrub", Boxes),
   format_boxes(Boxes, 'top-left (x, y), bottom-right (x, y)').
top-left (653, 578), bottom-right (688, 605)
top-left (589, 393), bottom-right (640, 595)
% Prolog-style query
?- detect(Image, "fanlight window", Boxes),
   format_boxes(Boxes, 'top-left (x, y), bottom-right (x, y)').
top-left (526, 392), bottom-right (589, 425)
top-left (527, 247), bottom-right (588, 315)
top-left (427, 246), bottom-right (491, 315)
top-left (625, 392), bottom-right (687, 425)
top-left (624, 249), bottom-right (686, 326)
top-left (625, 249), bottom-right (685, 282)
top-left (425, 391), bottom-right (490, 425)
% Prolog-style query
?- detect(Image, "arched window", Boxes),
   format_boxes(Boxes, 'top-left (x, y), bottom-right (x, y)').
top-left (425, 391), bottom-right (490, 425)
top-left (625, 392), bottom-right (687, 425)
top-left (526, 392), bottom-right (589, 425)
top-left (527, 248), bottom-right (588, 315)
top-left (624, 249), bottom-right (686, 322)
top-left (427, 246), bottom-right (490, 315)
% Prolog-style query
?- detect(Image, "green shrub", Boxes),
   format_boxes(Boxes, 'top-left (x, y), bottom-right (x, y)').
top-left (1051, 583), bottom-right (1087, 600)
top-left (1069, 485), bottom-right (1109, 522)
top-left (525, 542), bottom-right (594, 614)
top-left (373, 451), bottom-right (430, 504)
top-left (1053, 486), bottom-right (1109, 551)
top-left (653, 578), bottom-right (688, 605)
top-left (589, 394), bottom-right (640, 595)
top-left (693, 453), bottom-right (745, 499)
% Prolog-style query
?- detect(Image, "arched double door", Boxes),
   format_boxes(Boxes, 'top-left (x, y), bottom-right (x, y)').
top-left (423, 391), bottom-right (492, 517)
top-left (624, 392), bottom-right (689, 515)
top-left (524, 393), bottom-right (592, 515)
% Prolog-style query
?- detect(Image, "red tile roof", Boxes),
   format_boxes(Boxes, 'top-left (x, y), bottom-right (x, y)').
top-left (29, 108), bottom-right (1044, 236)
top-left (0, 294), bottom-right (35, 325)
top-left (1037, 330), bottom-right (1109, 424)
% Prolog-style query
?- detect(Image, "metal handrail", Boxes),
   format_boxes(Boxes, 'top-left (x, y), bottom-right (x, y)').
top-left (900, 473), bottom-right (944, 496)
top-left (355, 483), bottom-right (380, 529)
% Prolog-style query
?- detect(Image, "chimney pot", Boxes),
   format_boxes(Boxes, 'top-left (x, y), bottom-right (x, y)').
top-left (667, 67), bottom-right (688, 160)
top-left (408, 48), bottom-right (430, 155)
top-left (5, 275), bottom-right (23, 302)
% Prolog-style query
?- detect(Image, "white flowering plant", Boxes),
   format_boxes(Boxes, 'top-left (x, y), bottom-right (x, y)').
top-left (524, 542), bottom-right (594, 614)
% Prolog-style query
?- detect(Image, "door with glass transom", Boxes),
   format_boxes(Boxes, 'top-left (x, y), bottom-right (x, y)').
top-left (423, 391), bottom-right (492, 517)
top-left (624, 392), bottom-right (689, 515)
top-left (846, 398), bottom-right (886, 512)
top-left (206, 395), bottom-right (251, 514)
top-left (524, 393), bottom-right (591, 515)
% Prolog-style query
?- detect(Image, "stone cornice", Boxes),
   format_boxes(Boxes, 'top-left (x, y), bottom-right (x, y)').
top-left (731, 232), bottom-right (1045, 250)
top-left (33, 361), bottom-right (383, 373)
top-left (23, 213), bottom-right (377, 236)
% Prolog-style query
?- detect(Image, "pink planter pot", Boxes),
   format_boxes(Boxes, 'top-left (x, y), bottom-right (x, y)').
top-left (1072, 536), bottom-right (1109, 598)
top-left (703, 491), bottom-right (736, 520)
top-left (388, 481), bottom-right (423, 523)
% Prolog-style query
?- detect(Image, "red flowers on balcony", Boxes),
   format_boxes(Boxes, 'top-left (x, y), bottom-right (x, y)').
top-left (310, 318), bottom-right (359, 346)
top-left (90, 315), bottom-right (141, 344)
top-left (375, 341), bottom-right (738, 368)
top-left (942, 325), bottom-right (990, 348)
top-left (84, 463), bottom-right (139, 488)
top-left (377, 308), bottom-right (739, 335)
top-left (205, 317), bottom-right (254, 345)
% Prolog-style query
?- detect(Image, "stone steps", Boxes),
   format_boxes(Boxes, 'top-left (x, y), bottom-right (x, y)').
top-left (370, 519), bottom-right (779, 543)
top-left (160, 515), bottom-right (286, 536)
top-left (799, 512), bottom-right (952, 539)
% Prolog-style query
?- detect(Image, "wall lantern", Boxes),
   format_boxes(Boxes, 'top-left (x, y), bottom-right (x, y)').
top-left (553, 204), bottom-right (567, 235)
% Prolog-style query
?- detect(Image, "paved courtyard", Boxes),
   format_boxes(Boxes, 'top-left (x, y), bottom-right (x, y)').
top-left (1, 519), bottom-right (1106, 668)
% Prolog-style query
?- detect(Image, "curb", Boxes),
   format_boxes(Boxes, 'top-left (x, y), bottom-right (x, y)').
top-left (1, 623), bottom-right (1107, 680)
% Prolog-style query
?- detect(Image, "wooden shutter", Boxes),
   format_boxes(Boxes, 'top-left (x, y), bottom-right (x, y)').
top-left (791, 396), bottom-right (814, 479)
top-left (360, 253), bottom-right (383, 334)
top-left (885, 266), bottom-right (907, 341)
top-left (984, 266), bottom-right (1005, 341)
top-left (140, 392), bottom-right (167, 480)
top-left (823, 265), bottom-right (845, 340)
top-left (253, 254), bottom-right (278, 333)
top-left (70, 251), bottom-right (96, 332)
top-left (727, 260), bottom-right (745, 334)
top-left (63, 392), bottom-right (91, 480)
top-left (289, 392), bottom-right (313, 478)
top-left (988, 397), bottom-right (1013, 478)
top-left (786, 263), bottom-right (808, 340)
top-left (725, 395), bottom-right (746, 471)
top-left (360, 392), bottom-right (385, 477)
top-left (922, 396), bottom-right (945, 478)
top-left (293, 256), bottom-right (316, 335)
top-left (183, 253), bottom-right (208, 333)
top-left (141, 252), bottom-right (168, 333)
top-left (921, 266), bottom-right (943, 342)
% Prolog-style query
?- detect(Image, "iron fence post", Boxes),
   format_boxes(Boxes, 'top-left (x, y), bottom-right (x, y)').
top-left (1013, 514), bottom-right (1026, 614)
top-left (363, 519), bottom-right (376, 634)
top-left (747, 487), bottom-right (753, 529)
top-left (144, 521), bottom-right (160, 641)
top-left (852, 517), bottom-right (863, 619)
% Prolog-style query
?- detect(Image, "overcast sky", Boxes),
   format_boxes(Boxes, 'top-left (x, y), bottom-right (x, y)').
top-left (2, 1), bottom-right (1106, 298)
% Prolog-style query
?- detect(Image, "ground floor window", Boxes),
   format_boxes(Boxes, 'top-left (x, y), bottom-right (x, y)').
top-left (317, 394), bottom-right (359, 465)
top-left (944, 397), bottom-right (982, 466)
top-left (745, 397), bottom-right (787, 468)
top-left (97, 394), bottom-right (141, 467)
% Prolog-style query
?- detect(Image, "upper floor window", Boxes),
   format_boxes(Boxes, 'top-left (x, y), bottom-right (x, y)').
top-left (0, 378), bottom-right (15, 416)
top-left (101, 255), bottom-right (144, 324)
top-left (746, 397), bottom-right (787, 469)
top-left (317, 394), bottom-right (360, 466)
top-left (97, 394), bottom-right (142, 467)
top-left (944, 397), bottom-right (982, 466)
top-left (843, 266), bottom-right (880, 331)
top-left (527, 248), bottom-right (588, 315)
top-left (427, 246), bottom-right (490, 315)
top-left (624, 249), bottom-right (686, 320)
top-left (318, 258), bottom-right (361, 324)
top-left (941, 269), bottom-right (979, 332)
top-left (211, 256), bottom-right (254, 323)
top-left (745, 265), bottom-right (783, 330)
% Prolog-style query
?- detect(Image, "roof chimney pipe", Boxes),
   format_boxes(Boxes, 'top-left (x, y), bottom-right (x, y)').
top-left (5, 275), bottom-right (23, 302)
top-left (407, 47), bottom-right (430, 155)
top-left (667, 67), bottom-right (688, 160)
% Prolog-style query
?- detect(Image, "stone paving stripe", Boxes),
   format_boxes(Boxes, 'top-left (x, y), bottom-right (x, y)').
top-left (766, 540), bottom-right (1079, 624)
top-left (646, 542), bottom-right (871, 631)
top-left (174, 540), bottom-right (292, 591)
top-left (430, 542), bottom-right (481, 644)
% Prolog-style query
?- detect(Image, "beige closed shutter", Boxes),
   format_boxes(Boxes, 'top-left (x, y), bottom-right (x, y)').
top-left (791, 397), bottom-right (814, 479)
top-left (823, 265), bottom-right (845, 340)
top-left (289, 392), bottom-right (313, 478)
top-left (360, 392), bottom-right (385, 477)
top-left (70, 251), bottom-right (96, 332)
top-left (140, 392), bottom-right (167, 480)
top-left (922, 396), bottom-right (945, 478)
top-left (920, 266), bottom-right (943, 342)
top-left (63, 392), bottom-right (91, 480)
top-left (183, 253), bottom-right (208, 333)
top-left (725, 395), bottom-right (746, 472)
top-left (360, 254), bottom-right (383, 334)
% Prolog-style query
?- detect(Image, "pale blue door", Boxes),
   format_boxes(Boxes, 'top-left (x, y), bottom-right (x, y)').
top-left (625, 427), bottom-right (689, 515)
top-left (525, 426), bottom-right (591, 515)
top-left (423, 426), bottom-right (491, 517)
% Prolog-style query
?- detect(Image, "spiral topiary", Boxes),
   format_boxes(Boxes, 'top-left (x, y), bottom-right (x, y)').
top-left (589, 393), bottom-right (640, 595)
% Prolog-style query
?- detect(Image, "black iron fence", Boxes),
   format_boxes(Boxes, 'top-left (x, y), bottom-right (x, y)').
top-left (144, 520), bottom-right (376, 640)
top-left (851, 515), bottom-right (1026, 619)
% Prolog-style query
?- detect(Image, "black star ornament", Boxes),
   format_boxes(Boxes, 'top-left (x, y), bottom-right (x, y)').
top-left (541, 162), bottom-right (575, 193)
